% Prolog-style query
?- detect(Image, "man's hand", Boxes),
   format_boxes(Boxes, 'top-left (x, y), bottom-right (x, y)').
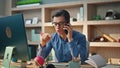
top-left (40, 33), bottom-right (51, 47)
top-left (64, 24), bottom-right (73, 42)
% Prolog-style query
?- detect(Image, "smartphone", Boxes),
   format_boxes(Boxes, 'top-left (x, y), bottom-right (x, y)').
top-left (64, 24), bottom-right (69, 35)
top-left (64, 29), bottom-right (68, 35)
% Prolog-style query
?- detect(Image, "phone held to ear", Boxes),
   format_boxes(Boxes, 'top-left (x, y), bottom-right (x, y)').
top-left (64, 24), bottom-right (69, 35)
top-left (64, 29), bottom-right (68, 35)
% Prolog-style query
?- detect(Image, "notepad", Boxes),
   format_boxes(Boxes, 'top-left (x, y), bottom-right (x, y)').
top-left (51, 62), bottom-right (69, 67)
top-left (85, 54), bottom-right (120, 68)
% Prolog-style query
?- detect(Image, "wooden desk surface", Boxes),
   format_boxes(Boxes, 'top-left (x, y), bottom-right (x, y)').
top-left (0, 60), bottom-right (94, 68)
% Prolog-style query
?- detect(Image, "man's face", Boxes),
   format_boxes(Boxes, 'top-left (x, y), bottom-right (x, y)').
top-left (52, 16), bottom-right (66, 35)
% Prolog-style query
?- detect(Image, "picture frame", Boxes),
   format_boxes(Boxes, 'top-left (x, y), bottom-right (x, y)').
top-left (32, 17), bottom-right (38, 24)
top-left (25, 19), bottom-right (32, 24)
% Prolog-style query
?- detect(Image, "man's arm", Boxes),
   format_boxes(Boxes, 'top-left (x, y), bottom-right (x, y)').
top-left (78, 35), bottom-right (87, 64)
top-left (37, 33), bottom-right (52, 58)
top-left (68, 33), bottom-right (87, 64)
top-left (37, 41), bottom-right (52, 58)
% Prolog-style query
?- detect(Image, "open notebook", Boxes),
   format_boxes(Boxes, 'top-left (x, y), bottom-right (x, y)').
top-left (85, 54), bottom-right (120, 68)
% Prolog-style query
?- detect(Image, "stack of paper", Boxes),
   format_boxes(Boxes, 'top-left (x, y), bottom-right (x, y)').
top-left (85, 54), bottom-right (120, 68)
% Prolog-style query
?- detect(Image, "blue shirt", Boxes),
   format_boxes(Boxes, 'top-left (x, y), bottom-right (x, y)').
top-left (37, 30), bottom-right (87, 63)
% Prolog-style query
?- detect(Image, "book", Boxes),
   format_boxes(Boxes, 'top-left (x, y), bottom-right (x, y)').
top-left (85, 54), bottom-right (120, 68)
top-left (50, 62), bottom-right (68, 67)
top-left (16, 3), bottom-right (40, 8)
top-left (16, 0), bottom-right (41, 5)
top-left (31, 29), bottom-right (40, 42)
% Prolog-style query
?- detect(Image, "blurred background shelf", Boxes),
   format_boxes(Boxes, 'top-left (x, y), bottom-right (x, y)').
top-left (90, 42), bottom-right (120, 47)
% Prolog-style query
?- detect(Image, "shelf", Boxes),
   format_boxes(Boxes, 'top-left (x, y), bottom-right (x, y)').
top-left (43, 1), bottom-right (83, 8)
top-left (44, 22), bottom-right (52, 27)
top-left (44, 2), bottom-right (84, 22)
top-left (28, 41), bottom-right (39, 46)
top-left (87, 0), bottom-right (120, 4)
top-left (70, 22), bottom-right (84, 26)
top-left (44, 22), bottom-right (84, 27)
top-left (90, 42), bottom-right (120, 47)
top-left (44, 20), bottom-right (120, 26)
top-left (25, 23), bottom-right (42, 28)
top-left (87, 20), bottom-right (120, 25)
top-left (87, 24), bottom-right (120, 42)
top-left (87, 1), bottom-right (120, 21)
top-left (11, 5), bottom-right (42, 11)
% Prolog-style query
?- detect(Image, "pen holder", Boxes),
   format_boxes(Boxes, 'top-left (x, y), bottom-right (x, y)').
top-left (69, 61), bottom-right (80, 68)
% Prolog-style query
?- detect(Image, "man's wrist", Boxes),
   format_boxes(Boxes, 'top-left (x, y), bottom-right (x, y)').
top-left (68, 38), bottom-right (73, 42)
top-left (40, 40), bottom-right (46, 47)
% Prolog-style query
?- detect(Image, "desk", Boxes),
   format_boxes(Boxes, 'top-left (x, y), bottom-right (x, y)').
top-left (55, 65), bottom-right (93, 68)
top-left (0, 60), bottom-right (94, 68)
top-left (0, 60), bottom-right (38, 68)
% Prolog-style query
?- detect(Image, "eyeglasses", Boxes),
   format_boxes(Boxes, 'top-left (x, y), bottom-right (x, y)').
top-left (52, 22), bottom-right (65, 27)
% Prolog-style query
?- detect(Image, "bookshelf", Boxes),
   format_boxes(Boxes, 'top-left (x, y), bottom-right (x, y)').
top-left (5, 0), bottom-right (120, 64)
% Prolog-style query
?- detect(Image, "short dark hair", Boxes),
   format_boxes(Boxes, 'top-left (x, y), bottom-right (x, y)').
top-left (52, 9), bottom-right (70, 23)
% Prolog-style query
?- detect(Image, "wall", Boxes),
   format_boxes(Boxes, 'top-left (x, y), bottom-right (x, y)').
top-left (0, 0), bottom-right (5, 16)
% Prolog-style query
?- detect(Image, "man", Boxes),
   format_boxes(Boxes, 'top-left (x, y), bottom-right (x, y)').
top-left (37, 9), bottom-right (87, 64)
